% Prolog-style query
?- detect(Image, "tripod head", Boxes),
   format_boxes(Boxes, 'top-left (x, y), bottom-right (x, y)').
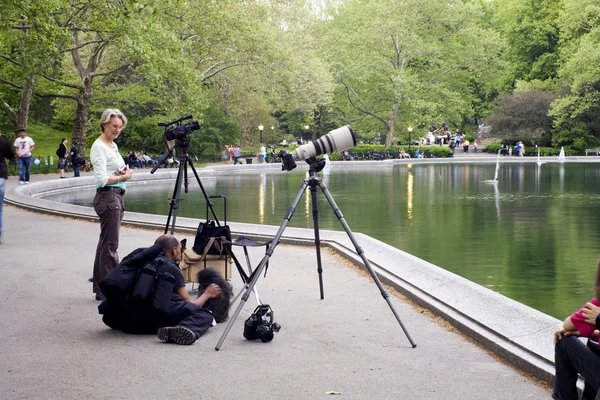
top-left (306, 157), bottom-right (326, 173)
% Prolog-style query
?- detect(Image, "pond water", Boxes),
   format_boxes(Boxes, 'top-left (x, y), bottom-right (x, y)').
top-left (48, 162), bottom-right (600, 319)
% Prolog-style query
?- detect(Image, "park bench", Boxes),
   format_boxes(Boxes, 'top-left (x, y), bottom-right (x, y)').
top-left (585, 148), bottom-right (600, 156)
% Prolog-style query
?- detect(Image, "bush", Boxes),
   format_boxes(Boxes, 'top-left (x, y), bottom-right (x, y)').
top-left (484, 141), bottom-right (568, 156)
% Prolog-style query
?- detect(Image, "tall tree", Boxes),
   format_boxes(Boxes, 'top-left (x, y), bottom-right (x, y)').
top-left (0, 0), bottom-right (67, 133)
top-left (492, 0), bottom-right (562, 85)
top-left (319, 0), bottom-right (504, 146)
top-left (548, 0), bottom-right (600, 149)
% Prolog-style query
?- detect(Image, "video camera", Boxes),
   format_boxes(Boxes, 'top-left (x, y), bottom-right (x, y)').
top-left (158, 114), bottom-right (200, 142)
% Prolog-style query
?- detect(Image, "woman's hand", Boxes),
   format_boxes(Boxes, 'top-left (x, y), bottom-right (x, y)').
top-left (554, 328), bottom-right (580, 344)
top-left (582, 302), bottom-right (600, 325)
top-left (117, 165), bottom-right (133, 181)
top-left (205, 283), bottom-right (222, 298)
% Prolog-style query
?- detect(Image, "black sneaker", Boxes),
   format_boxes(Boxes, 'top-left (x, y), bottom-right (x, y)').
top-left (157, 326), bottom-right (197, 345)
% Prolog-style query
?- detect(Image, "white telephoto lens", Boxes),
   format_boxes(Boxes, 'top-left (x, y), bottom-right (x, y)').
top-left (292, 125), bottom-right (355, 161)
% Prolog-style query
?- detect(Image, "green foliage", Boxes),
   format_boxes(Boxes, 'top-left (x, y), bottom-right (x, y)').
top-left (349, 144), bottom-right (452, 158)
top-left (318, 0), bottom-right (505, 146)
top-left (493, 0), bottom-right (562, 83)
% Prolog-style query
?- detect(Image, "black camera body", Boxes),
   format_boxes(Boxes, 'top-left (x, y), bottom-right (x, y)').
top-left (243, 304), bottom-right (281, 342)
top-left (159, 115), bottom-right (200, 142)
top-left (278, 150), bottom-right (297, 171)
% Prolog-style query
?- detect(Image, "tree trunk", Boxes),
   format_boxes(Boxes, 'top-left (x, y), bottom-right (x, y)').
top-left (386, 101), bottom-right (400, 147)
top-left (73, 83), bottom-right (92, 155)
top-left (15, 73), bottom-right (36, 133)
top-left (1, 73), bottom-right (36, 136)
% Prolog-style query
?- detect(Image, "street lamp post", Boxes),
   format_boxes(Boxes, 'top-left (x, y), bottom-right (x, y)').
top-left (408, 126), bottom-right (413, 153)
top-left (258, 124), bottom-right (264, 144)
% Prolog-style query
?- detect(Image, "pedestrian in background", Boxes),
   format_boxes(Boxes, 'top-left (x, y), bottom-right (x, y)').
top-left (13, 128), bottom-right (35, 184)
top-left (57, 138), bottom-right (69, 178)
top-left (0, 131), bottom-right (16, 244)
top-left (70, 140), bottom-right (81, 177)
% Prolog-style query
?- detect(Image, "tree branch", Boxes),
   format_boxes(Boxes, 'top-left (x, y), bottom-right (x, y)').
top-left (0, 54), bottom-right (23, 67)
top-left (35, 92), bottom-right (78, 100)
top-left (39, 73), bottom-right (83, 90)
top-left (65, 39), bottom-right (106, 52)
top-left (71, 30), bottom-right (85, 74)
top-left (428, 64), bottom-right (468, 84)
top-left (92, 63), bottom-right (130, 78)
top-left (341, 80), bottom-right (388, 127)
top-left (1, 102), bottom-right (17, 123)
top-left (199, 59), bottom-right (243, 81)
top-left (0, 77), bottom-right (23, 90)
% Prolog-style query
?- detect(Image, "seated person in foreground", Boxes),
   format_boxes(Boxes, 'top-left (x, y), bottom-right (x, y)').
top-left (98, 234), bottom-right (222, 345)
top-left (553, 261), bottom-right (600, 399)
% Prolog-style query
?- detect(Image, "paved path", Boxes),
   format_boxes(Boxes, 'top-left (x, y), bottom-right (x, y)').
top-left (0, 172), bottom-right (552, 399)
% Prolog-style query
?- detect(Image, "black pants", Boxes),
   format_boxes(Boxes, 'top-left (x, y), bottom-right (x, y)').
top-left (92, 190), bottom-right (124, 294)
top-left (104, 301), bottom-right (214, 339)
top-left (162, 301), bottom-right (214, 339)
top-left (553, 336), bottom-right (600, 399)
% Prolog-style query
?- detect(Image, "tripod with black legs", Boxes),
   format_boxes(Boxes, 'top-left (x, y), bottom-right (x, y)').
top-left (215, 157), bottom-right (417, 350)
top-left (151, 143), bottom-right (220, 234)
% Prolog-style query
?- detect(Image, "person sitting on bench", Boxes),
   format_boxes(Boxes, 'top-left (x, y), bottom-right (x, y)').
top-left (98, 234), bottom-right (222, 345)
top-left (553, 261), bottom-right (600, 399)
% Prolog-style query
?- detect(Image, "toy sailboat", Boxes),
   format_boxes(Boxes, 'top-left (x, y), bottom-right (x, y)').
top-left (558, 147), bottom-right (566, 163)
top-left (537, 148), bottom-right (544, 166)
top-left (485, 149), bottom-right (501, 183)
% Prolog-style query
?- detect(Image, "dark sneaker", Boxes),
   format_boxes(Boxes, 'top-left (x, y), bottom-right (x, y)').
top-left (157, 326), bottom-right (197, 345)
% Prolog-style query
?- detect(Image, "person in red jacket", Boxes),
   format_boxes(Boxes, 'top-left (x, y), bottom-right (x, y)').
top-left (553, 261), bottom-right (600, 399)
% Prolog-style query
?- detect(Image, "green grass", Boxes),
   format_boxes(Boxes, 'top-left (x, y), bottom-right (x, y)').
top-left (14, 122), bottom-right (74, 159)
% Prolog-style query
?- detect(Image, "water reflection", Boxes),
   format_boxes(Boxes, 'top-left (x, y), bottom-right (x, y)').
top-left (43, 163), bottom-right (600, 319)
top-left (407, 168), bottom-right (414, 222)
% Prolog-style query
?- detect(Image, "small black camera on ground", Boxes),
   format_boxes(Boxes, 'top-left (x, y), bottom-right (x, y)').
top-left (243, 304), bottom-right (281, 343)
top-left (158, 114), bottom-right (200, 142)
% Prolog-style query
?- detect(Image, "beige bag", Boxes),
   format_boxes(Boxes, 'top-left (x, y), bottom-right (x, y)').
top-left (180, 238), bottom-right (232, 282)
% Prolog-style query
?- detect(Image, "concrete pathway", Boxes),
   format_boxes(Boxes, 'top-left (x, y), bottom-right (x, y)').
top-left (0, 171), bottom-right (553, 399)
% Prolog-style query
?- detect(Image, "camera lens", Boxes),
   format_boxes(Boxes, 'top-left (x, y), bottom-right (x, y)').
top-left (260, 331), bottom-right (274, 343)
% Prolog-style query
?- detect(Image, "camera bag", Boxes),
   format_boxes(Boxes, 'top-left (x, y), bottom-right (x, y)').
top-left (192, 220), bottom-right (231, 256)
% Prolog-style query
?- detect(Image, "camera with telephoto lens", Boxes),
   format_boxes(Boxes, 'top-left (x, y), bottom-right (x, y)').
top-left (280, 125), bottom-right (356, 171)
top-left (243, 304), bottom-right (281, 342)
top-left (158, 114), bottom-right (200, 142)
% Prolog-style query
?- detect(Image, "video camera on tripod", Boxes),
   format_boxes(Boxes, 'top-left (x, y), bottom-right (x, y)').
top-left (151, 115), bottom-right (201, 174)
top-left (158, 114), bottom-right (200, 144)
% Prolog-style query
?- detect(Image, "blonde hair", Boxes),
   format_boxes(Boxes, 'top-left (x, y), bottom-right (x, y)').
top-left (100, 108), bottom-right (127, 132)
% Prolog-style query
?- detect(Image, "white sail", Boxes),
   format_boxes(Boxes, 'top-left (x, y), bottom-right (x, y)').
top-left (558, 147), bottom-right (566, 163)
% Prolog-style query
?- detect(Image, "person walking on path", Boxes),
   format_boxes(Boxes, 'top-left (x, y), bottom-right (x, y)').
top-left (57, 138), bottom-right (69, 178)
top-left (233, 145), bottom-right (242, 164)
top-left (0, 131), bottom-right (16, 244)
top-left (70, 140), bottom-right (81, 177)
top-left (90, 109), bottom-right (132, 301)
top-left (13, 129), bottom-right (34, 184)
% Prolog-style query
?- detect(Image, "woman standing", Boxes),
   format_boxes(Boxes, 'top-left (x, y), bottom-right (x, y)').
top-left (57, 138), bottom-right (68, 178)
top-left (90, 109), bottom-right (132, 300)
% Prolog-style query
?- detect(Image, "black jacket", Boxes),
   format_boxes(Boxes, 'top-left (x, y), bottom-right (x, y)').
top-left (0, 135), bottom-right (16, 179)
